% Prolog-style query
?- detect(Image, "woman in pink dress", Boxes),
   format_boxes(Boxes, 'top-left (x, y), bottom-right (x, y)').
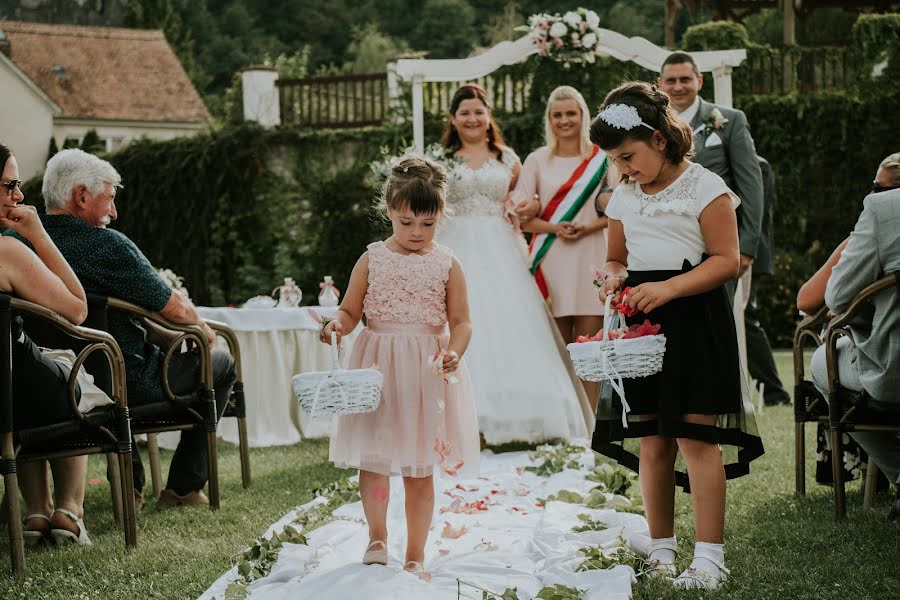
top-left (514, 86), bottom-right (616, 409)
top-left (322, 156), bottom-right (479, 574)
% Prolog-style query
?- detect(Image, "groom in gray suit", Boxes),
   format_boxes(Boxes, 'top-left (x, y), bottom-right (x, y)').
top-left (809, 181), bottom-right (900, 518)
top-left (659, 52), bottom-right (764, 285)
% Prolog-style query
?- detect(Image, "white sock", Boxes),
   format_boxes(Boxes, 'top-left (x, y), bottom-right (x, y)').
top-left (648, 535), bottom-right (677, 564)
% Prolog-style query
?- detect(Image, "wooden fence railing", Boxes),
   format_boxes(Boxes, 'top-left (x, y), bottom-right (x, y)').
top-left (745, 47), bottom-right (857, 95)
top-left (274, 46), bottom-right (856, 129)
top-left (277, 73), bottom-right (388, 128)
top-left (422, 72), bottom-right (532, 116)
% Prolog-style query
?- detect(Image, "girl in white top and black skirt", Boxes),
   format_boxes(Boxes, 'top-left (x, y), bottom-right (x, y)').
top-left (588, 82), bottom-right (763, 590)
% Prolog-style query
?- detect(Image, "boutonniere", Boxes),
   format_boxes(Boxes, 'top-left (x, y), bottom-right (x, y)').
top-left (703, 108), bottom-right (728, 134)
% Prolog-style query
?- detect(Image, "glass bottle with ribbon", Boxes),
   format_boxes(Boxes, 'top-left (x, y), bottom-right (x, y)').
top-left (275, 277), bottom-right (302, 307)
top-left (318, 275), bottom-right (340, 307)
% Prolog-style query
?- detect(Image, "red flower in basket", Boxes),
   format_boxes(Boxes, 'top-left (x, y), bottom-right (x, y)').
top-left (621, 320), bottom-right (661, 339)
top-left (615, 287), bottom-right (639, 317)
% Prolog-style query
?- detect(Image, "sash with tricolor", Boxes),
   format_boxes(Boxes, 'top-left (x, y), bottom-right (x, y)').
top-left (528, 145), bottom-right (608, 300)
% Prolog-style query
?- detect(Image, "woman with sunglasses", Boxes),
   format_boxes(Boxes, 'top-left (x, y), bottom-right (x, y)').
top-left (797, 151), bottom-right (900, 314)
top-left (0, 143), bottom-right (94, 546)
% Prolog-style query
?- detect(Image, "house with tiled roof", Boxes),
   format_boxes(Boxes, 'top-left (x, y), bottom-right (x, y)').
top-left (0, 20), bottom-right (210, 179)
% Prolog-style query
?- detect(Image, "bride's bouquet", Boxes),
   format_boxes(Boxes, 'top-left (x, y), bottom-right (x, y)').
top-left (516, 8), bottom-right (603, 68)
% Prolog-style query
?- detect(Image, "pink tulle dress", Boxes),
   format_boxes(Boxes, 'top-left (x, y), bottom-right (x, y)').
top-left (329, 241), bottom-right (480, 478)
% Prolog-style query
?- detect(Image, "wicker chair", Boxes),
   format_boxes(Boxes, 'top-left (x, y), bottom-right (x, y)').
top-left (142, 319), bottom-right (250, 497)
top-left (824, 273), bottom-right (900, 519)
top-left (1, 293), bottom-right (136, 576)
top-left (793, 306), bottom-right (830, 496)
top-left (84, 294), bottom-right (250, 509)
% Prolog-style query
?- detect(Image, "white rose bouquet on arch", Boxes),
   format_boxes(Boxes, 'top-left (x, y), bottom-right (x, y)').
top-left (516, 7), bottom-right (603, 69)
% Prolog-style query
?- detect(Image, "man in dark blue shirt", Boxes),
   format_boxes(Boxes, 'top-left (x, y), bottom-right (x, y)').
top-left (12, 149), bottom-right (235, 510)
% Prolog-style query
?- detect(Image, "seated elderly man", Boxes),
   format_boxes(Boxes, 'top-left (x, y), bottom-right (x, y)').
top-left (808, 152), bottom-right (900, 519)
top-left (11, 148), bottom-right (235, 510)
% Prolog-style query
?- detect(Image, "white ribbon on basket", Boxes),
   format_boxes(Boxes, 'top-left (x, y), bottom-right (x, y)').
top-left (309, 331), bottom-right (347, 417)
top-left (601, 294), bottom-right (631, 429)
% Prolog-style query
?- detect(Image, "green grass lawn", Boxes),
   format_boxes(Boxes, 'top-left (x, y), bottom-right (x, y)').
top-left (1, 352), bottom-right (897, 599)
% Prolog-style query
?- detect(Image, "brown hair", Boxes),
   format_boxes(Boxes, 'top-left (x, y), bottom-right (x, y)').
top-left (377, 155), bottom-right (448, 217)
top-left (661, 51), bottom-right (700, 76)
top-left (0, 143), bottom-right (11, 174)
top-left (589, 81), bottom-right (693, 165)
top-left (440, 84), bottom-right (506, 160)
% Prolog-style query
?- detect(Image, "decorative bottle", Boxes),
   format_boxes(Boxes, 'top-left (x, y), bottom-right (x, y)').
top-left (278, 277), bottom-right (302, 308)
top-left (318, 275), bottom-right (340, 307)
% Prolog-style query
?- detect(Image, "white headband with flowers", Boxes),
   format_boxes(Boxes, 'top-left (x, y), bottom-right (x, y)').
top-left (598, 104), bottom-right (656, 132)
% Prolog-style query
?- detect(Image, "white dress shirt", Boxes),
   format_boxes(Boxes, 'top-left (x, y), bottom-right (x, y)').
top-left (677, 96), bottom-right (701, 126)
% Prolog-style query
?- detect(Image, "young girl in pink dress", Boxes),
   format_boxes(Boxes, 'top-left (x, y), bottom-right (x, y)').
top-left (321, 155), bottom-right (480, 574)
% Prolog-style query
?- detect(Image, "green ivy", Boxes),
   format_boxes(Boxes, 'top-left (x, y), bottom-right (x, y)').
top-left (576, 544), bottom-right (646, 574)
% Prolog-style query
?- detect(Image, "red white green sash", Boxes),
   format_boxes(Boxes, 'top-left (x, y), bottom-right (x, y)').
top-left (528, 146), bottom-right (608, 300)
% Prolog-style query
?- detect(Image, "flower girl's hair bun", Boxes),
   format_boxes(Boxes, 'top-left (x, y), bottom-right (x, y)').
top-left (589, 81), bottom-right (694, 164)
top-left (377, 155), bottom-right (448, 218)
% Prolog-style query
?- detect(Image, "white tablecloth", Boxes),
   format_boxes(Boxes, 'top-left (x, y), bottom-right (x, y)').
top-left (157, 306), bottom-right (356, 449)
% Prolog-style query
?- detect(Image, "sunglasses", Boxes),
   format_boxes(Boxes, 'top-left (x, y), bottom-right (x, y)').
top-left (872, 181), bottom-right (898, 194)
top-left (2, 180), bottom-right (21, 193)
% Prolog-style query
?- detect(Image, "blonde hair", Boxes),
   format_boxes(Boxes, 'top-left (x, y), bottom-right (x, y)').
top-left (544, 86), bottom-right (593, 159)
top-left (878, 152), bottom-right (900, 187)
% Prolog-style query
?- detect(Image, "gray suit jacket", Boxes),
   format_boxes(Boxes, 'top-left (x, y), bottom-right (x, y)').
top-left (690, 99), bottom-right (764, 259)
top-left (753, 156), bottom-right (775, 276)
top-left (825, 187), bottom-right (900, 404)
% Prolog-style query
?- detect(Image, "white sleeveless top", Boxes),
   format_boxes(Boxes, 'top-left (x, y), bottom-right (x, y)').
top-left (604, 162), bottom-right (740, 271)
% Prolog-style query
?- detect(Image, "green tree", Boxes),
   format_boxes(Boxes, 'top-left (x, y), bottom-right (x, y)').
top-left (481, 2), bottom-right (522, 48)
top-left (412, 0), bottom-right (478, 58)
top-left (607, 0), bottom-right (665, 46)
top-left (80, 129), bottom-right (105, 154)
top-left (342, 24), bottom-right (410, 73)
top-left (47, 137), bottom-right (59, 161)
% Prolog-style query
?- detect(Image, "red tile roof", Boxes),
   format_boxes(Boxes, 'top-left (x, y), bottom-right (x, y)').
top-left (0, 20), bottom-right (210, 123)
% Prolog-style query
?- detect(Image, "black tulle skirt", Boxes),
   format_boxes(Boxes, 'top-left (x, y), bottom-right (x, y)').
top-left (591, 260), bottom-right (765, 491)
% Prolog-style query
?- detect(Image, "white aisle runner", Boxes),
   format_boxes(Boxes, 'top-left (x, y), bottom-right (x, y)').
top-left (200, 444), bottom-right (649, 600)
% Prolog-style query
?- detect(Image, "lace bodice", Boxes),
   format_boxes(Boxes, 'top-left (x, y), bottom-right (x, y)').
top-left (364, 241), bottom-right (453, 326)
top-left (618, 163), bottom-right (738, 217)
top-left (445, 149), bottom-right (518, 218)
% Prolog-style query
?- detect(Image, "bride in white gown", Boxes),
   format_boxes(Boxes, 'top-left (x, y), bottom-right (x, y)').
top-left (436, 84), bottom-right (593, 444)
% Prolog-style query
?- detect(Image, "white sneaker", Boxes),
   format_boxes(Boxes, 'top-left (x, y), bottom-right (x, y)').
top-left (644, 558), bottom-right (677, 580)
top-left (673, 559), bottom-right (729, 590)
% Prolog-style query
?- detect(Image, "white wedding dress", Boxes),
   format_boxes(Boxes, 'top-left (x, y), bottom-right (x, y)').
top-left (438, 150), bottom-right (593, 444)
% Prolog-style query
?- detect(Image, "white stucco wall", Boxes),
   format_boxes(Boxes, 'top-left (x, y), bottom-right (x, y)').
top-left (0, 60), bottom-right (55, 181)
top-left (53, 119), bottom-right (207, 154)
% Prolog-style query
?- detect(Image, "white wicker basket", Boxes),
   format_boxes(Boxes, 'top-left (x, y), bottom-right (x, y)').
top-left (293, 332), bottom-right (384, 417)
top-left (566, 296), bottom-right (666, 382)
top-left (566, 295), bottom-right (666, 428)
